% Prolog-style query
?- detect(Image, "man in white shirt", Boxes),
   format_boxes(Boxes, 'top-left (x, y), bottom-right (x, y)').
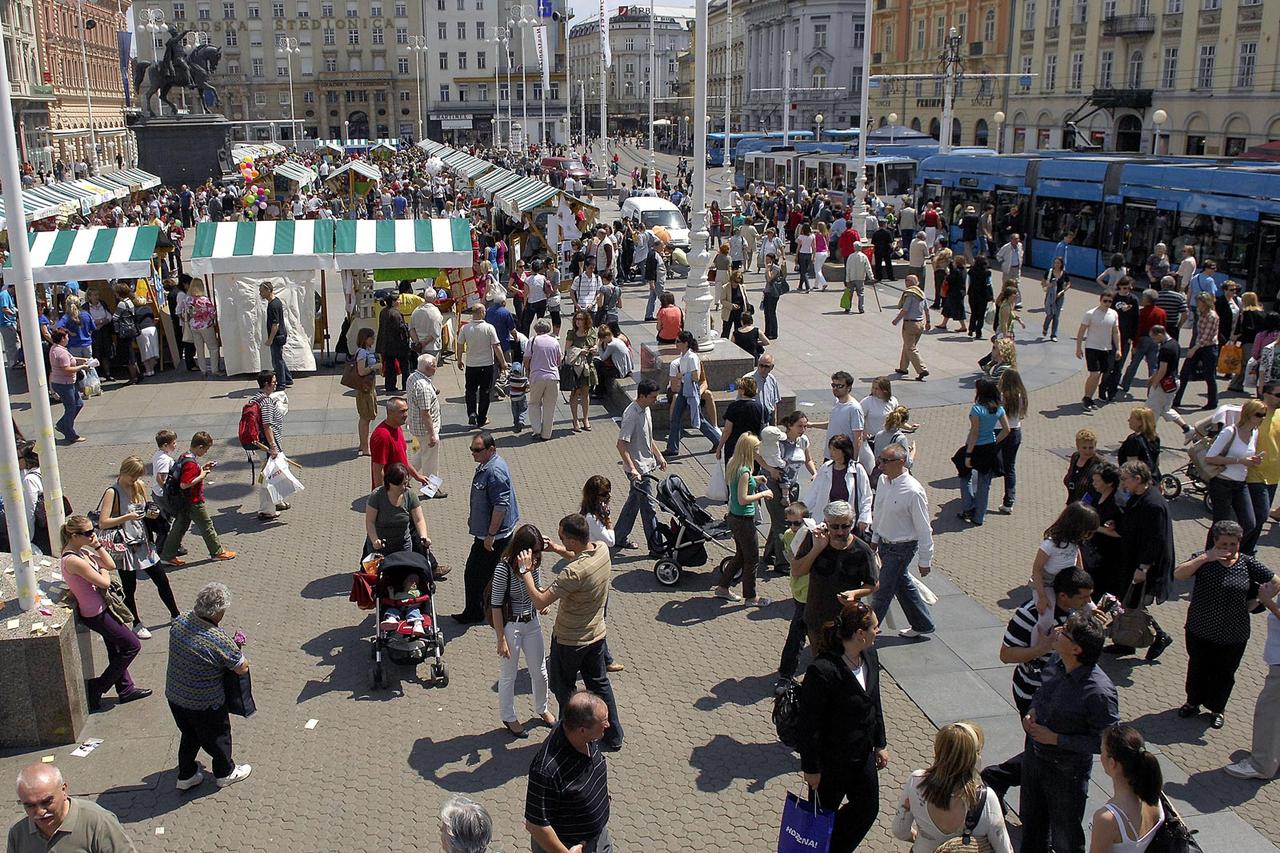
top-left (870, 443), bottom-right (935, 638)
top-left (457, 304), bottom-right (507, 427)
top-left (410, 288), bottom-right (444, 359)
top-left (1075, 289), bottom-right (1121, 411)
top-left (843, 240), bottom-right (873, 314)
top-left (614, 380), bottom-right (669, 552)
top-left (996, 233), bottom-right (1024, 287)
top-left (523, 260), bottom-right (550, 333)
top-left (406, 354), bottom-right (444, 497)
top-left (815, 370), bottom-right (865, 463)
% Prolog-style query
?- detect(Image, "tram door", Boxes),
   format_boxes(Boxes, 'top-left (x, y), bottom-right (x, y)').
top-left (1256, 217), bottom-right (1280, 306)
top-left (1119, 200), bottom-right (1169, 275)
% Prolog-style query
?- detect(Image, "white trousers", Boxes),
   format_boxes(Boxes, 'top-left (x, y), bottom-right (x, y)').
top-left (498, 616), bottom-right (549, 722)
top-left (411, 432), bottom-right (440, 482)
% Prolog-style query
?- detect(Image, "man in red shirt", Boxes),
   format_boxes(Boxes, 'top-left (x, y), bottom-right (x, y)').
top-left (158, 431), bottom-right (236, 565)
top-left (371, 396), bottom-right (428, 488)
top-left (1119, 288), bottom-right (1169, 394)
top-left (837, 223), bottom-right (862, 265)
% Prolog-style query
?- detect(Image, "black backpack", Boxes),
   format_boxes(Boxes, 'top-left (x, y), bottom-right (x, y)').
top-left (163, 453), bottom-right (196, 512)
top-left (113, 304), bottom-right (139, 340)
top-left (772, 677), bottom-right (803, 750)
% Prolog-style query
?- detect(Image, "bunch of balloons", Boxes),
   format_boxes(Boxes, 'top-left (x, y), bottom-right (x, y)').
top-left (238, 156), bottom-right (260, 183)
top-left (242, 184), bottom-right (268, 211)
top-left (424, 157), bottom-right (444, 177)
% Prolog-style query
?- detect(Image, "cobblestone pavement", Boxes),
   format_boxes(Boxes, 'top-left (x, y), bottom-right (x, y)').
top-left (1, 148), bottom-right (1276, 850)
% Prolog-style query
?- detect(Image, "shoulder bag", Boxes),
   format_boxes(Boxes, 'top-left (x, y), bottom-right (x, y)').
top-left (934, 786), bottom-right (995, 853)
top-left (1109, 580), bottom-right (1159, 648)
top-left (482, 563), bottom-right (516, 629)
top-left (1187, 425), bottom-right (1231, 481)
top-left (341, 359), bottom-right (376, 392)
top-left (1147, 793), bottom-right (1204, 853)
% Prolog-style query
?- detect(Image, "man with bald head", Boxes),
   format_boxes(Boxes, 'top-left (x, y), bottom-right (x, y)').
top-left (8, 764), bottom-right (135, 852)
top-left (525, 690), bottom-right (612, 853)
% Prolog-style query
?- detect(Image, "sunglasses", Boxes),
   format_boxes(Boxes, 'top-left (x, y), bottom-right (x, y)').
top-left (877, 456), bottom-right (903, 464)
top-left (1100, 299), bottom-right (1113, 304)
top-left (469, 447), bottom-right (486, 454)
top-left (827, 522), bottom-right (853, 530)
top-left (830, 383), bottom-right (847, 389)
top-left (787, 520), bottom-right (805, 528)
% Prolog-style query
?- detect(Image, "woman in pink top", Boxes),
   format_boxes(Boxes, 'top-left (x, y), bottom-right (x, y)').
top-left (522, 318), bottom-right (564, 440)
top-left (60, 514), bottom-right (151, 710)
top-left (49, 327), bottom-right (90, 443)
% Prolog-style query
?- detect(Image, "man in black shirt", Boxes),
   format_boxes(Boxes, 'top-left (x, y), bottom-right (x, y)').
top-left (260, 281), bottom-right (292, 389)
top-left (1146, 325), bottom-right (1192, 435)
top-left (1101, 277), bottom-right (1140, 401)
top-left (714, 376), bottom-right (766, 462)
top-left (870, 222), bottom-right (895, 282)
top-left (526, 691), bottom-right (612, 853)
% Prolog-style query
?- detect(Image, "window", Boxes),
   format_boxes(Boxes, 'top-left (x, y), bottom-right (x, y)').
top-left (347, 29), bottom-right (359, 45)
top-left (227, 61), bottom-right (240, 74)
top-left (881, 25), bottom-right (892, 53)
top-left (437, 22), bottom-right (446, 40)
top-left (1166, 0), bottom-right (1181, 10)
top-left (1069, 51), bottom-right (1084, 90)
top-left (222, 1), bottom-right (235, 17)
top-left (1072, 0), bottom-right (1086, 23)
top-left (1098, 49), bottom-right (1113, 87)
top-left (198, 4), bottom-right (211, 19)
top-left (814, 22), bottom-right (827, 49)
top-left (372, 27), bottom-right (383, 44)
top-left (457, 22), bottom-right (465, 39)
top-left (224, 29), bottom-right (237, 46)
top-left (395, 2), bottom-right (407, 14)
top-left (255, 92), bottom-right (266, 106)
top-left (251, 57), bottom-right (264, 76)
top-left (438, 52), bottom-right (448, 70)
top-left (457, 0), bottom-right (464, 8)
top-left (532, 82), bottom-right (542, 100)
top-left (458, 51), bottom-right (467, 69)
top-left (397, 56), bottom-right (409, 73)
top-left (853, 22), bottom-right (864, 49)
top-left (321, 1), bottom-right (332, 13)
top-left (1127, 50), bottom-right (1143, 87)
top-left (516, 82), bottom-right (524, 101)
top-left (346, 6), bottom-right (357, 15)
top-left (935, 14), bottom-right (945, 46)
top-left (1236, 42), bottom-right (1256, 88)
top-left (475, 0), bottom-right (482, 8)
top-left (1023, 0), bottom-right (1035, 29)
top-left (476, 21), bottom-right (485, 40)
top-left (1044, 54), bottom-right (1057, 91)
top-left (1161, 47), bottom-right (1178, 88)
top-left (395, 27), bottom-right (407, 43)
top-left (325, 57), bottom-right (337, 71)
top-left (303, 91), bottom-right (315, 103)
top-left (325, 90), bottom-right (338, 102)
top-left (1196, 43), bottom-right (1215, 88)
top-left (624, 37), bottom-right (634, 51)
top-left (1201, 0), bottom-right (1219, 8)
top-left (323, 27), bottom-right (335, 45)
top-left (1103, 0), bottom-right (1116, 15)
top-left (398, 90), bottom-right (409, 101)
top-left (955, 11), bottom-right (966, 41)
top-left (172, 2), bottom-right (186, 18)
top-left (439, 84), bottom-right (449, 102)
top-left (915, 19), bottom-right (926, 50)
top-left (1046, 0), bottom-right (1059, 26)
top-left (499, 82), bottom-right (508, 101)
top-left (984, 9), bottom-right (997, 40)
top-left (297, 1), bottom-right (309, 14)
top-left (479, 83), bottom-right (489, 101)
top-left (1020, 56), bottom-right (1033, 89)
top-left (812, 66), bottom-right (827, 88)
top-left (437, 0), bottom-right (444, 8)
top-left (279, 91), bottom-right (290, 105)
top-left (549, 82), bottom-right (558, 101)
top-left (272, 1), bottom-right (284, 15)
top-left (477, 51), bottom-right (486, 69)
top-left (1134, 0), bottom-right (1150, 14)
top-left (277, 62), bottom-right (288, 77)
top-left (458, 87), bottom-right (467, 102)
top-left (247, 3), bottom-right (259, 17)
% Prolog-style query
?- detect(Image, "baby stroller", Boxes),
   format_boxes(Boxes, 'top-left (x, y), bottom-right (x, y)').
top-left (352, 549), bottom-right (448, 689)
top-left (651, 472), bottom-right (731, 586)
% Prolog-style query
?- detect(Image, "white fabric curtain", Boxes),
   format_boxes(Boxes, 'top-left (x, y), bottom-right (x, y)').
top-left (211, 271), bottom-right (320, 375)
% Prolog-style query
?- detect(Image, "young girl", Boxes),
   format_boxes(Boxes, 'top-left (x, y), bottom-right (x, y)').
top-left (353, 327), bottom-right (380, 456)
top-left (1032, 502), bottom-right (1099, 632)
top-left (996, 368), bottom-right (1028, 514)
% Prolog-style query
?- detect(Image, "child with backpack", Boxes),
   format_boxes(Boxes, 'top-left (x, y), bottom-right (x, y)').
top-left (157, 432), bottom-right (237, 566)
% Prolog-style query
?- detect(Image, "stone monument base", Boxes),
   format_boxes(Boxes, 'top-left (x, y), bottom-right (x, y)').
top-left (135, 114), bottom-right (232, 187)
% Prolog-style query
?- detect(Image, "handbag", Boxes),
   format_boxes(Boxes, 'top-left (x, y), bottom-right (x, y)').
top-left (778, 789), bottom-right (835, 853)
top-left (558, 362), bottom-right (580, 392)
top-left (222, 667), bottom-right (257, 717)
top-left (707, 461), bottom-right (729, 503)
top-left (340, 360), bottom-right (376, 392)
top-left (1109, 581), bottom-right (1158, 648)
top-left (1187, 425), bottom-right (1230, 481)
top-left (1147, 793), bottom-right (1204, 852)
top-left (934, 786), bottom-right (995, 852)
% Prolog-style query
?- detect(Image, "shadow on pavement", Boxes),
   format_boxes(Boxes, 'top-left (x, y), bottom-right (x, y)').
top-left (693, 673), bottom-right (777, 711)
top-left (1164, 767), bottom-right (1263, 813)
top-left (288, 447), bottom-right (367, 471)
top-left (655, 595), bottom-right (738, 628)
top-left (688, 733), bottom-right (793, 793)
top-left (298, 621), bottom-right (410, 703)
top-left (407, 731), bottom-right (543, 792)
top-left (301, 571), bottom-right (354, 601)
top-left (98, 768), bottom-right (222, 823)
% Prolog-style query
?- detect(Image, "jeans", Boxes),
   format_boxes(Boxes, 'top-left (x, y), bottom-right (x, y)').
top-left (170, 701), bottom-right (235, 780)
top-left (52, 381), bottom-right (82, 440)
top-left (1000, 428), bottom-right (1022, 508)
top-left (665, 391), bottom-right (722, 456)
top-left (80, 610), bottom-right (140, 698)
top-left (1121, 335), bottom-right (1159, 390)
top-left (0, 324), bottom-right (17, 365)
top-left (270, 340), bottom-right (292, 387)
top-left (1019, 744), bottom-right (1093, 853)
top-left (1172, 345), bottom-right (1218, 409)
top-left (1207, 477), bottom-right (1255, 551)
top-left (548, 637), bottom-right (624, 748)
top-left (816, 751), bottom-right (880, 853)
top-left (778, 599), bottom-right (809, 679)
top-left (762, 294), bottom-right (779, 339)
top-left (870, 540), bottom-right (934, 632)
top-left (1244, 482), bottom-right (1277, 555)
top-left (960, 467), bottom-right (995, 523)
top-left (645, 283), bottom-right (664, 319)
top-left (465, 364), bottom-right (496, 424)
top-left (498, 616), bottom-right (549, 721)
top-left (614, 474), bottom-right (660, 550)
top-left (460, 535), bottom-right (509, 621)
top-left (510, 396), bottom-right (528, 429)
top-left (159, 501), bottom-right (223, 559)
top-left (1042, 296), bottom-right (1064, 337)
top-left (796, 253), bottom-right (814, 290)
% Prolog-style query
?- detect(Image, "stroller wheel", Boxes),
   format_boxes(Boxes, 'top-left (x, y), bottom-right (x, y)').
top-left (718, 555), bottom-right (742, 584)
top-left (1202, 489), bottom-right (1214, 513)
top-left (654, 558), bottom-right (682, 586)
top-left (1159, 474), bottom-right (1182, 500)
top-left (372, 662), bottom-right (385, 689)
top-left (433, 663), bottom-right (449, 687)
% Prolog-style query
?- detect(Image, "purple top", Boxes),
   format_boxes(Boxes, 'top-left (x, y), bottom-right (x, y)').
top-left (527, 334), bottom-right (564, 383)
top-left (61, 552), bottom-right (105, 618)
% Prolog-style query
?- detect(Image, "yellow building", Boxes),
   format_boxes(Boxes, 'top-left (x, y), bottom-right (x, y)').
top-left (1008, 0), bottom-right (1280, 154)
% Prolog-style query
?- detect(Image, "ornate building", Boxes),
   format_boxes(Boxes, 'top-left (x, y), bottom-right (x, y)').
top-left (4, 0), bottom-right (54, 168)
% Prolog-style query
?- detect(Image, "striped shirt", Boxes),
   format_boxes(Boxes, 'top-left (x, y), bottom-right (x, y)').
top-left (1005, 598), bottom-right (1067, 707)
top-left (490, 559), bottom-right (541, 619)
top-left (1154, 289), bottom-right (1186, 329)
top-left (525, 727), bottom-right (610, 846)
top-left (252, 392), bottom-right (284, 451)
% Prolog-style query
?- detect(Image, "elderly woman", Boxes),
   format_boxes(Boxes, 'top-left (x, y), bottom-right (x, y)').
top-left (439, 795), bottom-right (493, 853)
top-left (167, 582), bottom-right (252, 789)
top-left (365, 462), bottom-right (430, 554)
top-left (563, 308), bottom-right (598, 432)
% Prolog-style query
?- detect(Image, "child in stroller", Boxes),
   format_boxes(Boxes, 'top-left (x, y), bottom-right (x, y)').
top-left (352, 549), bottom-right (448, 688)
top-left (379, 569), bottom-right (429, 637)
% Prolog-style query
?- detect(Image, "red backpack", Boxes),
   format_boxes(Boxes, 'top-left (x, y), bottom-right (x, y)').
top-left (238, 398), bottom-right (263, 449)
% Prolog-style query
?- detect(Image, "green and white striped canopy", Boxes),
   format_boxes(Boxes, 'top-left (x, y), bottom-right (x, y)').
top-left (4, 226), bottom-right (161, 283)
top-left (473, 167), bottom-right (521, 198)
top-left (327, 160), bottom-right (383, 184)
top-left (333, 218), bottom-right (473, 270)
top-left (440, 148), bottom-right (496, 181)
top-left (92, 168), bottom-right (162, 194)
top-left (189, 220), bottom-right (338, 274)
top-left (273, 161), bottom-right (319, 187)
top-left (494, 176), bottom-right (559, 218)
top-left (417, 139), bottom-right (448, 155)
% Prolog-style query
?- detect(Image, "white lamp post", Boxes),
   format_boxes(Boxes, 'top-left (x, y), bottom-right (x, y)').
top-left (684, 0), bottom-right (716, 350)
top-left (510, 5), bottom-right (533, 150)
top-left (277, 37), bottom-right (300, 145)
top-left (888, 111), bottom-right (897, 145)
top-left (993, 110), bottom-right (1005, 153)
top-left (408, 36), bottom-right (429, 142)
top-left (648, 0), bottom-right (656, 181)
top-left (143, 9), bottom-right (165, 61)
top-left (815, 112), bottom-right (824, 143)
top-left (720, 0), bottom-right (733, 207)
top-left (75, 0), bottom-right (99, 172)
top-left (852, 0), bottom-right (872, 221)
top-left (1152, 108), bottom-right (1167, 155)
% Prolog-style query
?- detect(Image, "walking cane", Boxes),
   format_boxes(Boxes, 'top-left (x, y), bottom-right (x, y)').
top-left (869, 277), bottom-right (882, 313)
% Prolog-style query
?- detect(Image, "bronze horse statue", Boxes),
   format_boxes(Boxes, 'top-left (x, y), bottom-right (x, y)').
top-left (133, 43), bottom-right (223, 118)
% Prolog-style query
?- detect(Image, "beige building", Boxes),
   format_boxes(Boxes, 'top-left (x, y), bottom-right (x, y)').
top-left (871, 0), bottom-right (1014, 148)
top-left (7, 0), bottom-right (54, 167)
top-left (706, 0), bottom-right (743, 132)
top-left (1008, 0), bottom-right (1280, 155)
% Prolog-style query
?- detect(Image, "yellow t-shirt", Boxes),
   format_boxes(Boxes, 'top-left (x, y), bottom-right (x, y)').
top-left (548, 544), bottom-right (611, 647)
top-left (785, 527), bottom-right (810, 604)
top-left (1248, 409), bottom-right (1280, 484)
top-left (396, 292), bottom-right (424, 320)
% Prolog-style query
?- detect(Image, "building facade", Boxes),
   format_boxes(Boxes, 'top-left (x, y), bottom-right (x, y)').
top-left (871, 0), bottom-right (1014, 147)
top-left (39, 0), bottom-right (131, 167)
top-left (5, 0), bottom-right (55, 168)
top-left (1008, 0), bottom-right (1280, 155)
top-left (568, 6), bottom-right (691, 136)
top-left (742, 0), bottom-right (867, 136)
top-left (706, 0), bottom-right (743, 132)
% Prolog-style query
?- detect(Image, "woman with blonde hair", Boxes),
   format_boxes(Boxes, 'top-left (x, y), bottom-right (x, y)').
top-left (1171, 290), bottom-right (1220, 410)
top-left (713, 432), bottom-right (772, 606)
top-left (892, 721), bottom-right (1012, 851)
top-left (1118, 406), bottom-right (1162, 479)
top-left (96, 456), bottom-right (178, 638)
top-left (874, 405), bottom-right (917, 471)
top-left (996, 368), bottom-right (1028, 514)
top-left (1229, 289), bottom-right (1265, 392)
top-left (982, 335), bottom-right (1019, 379)
top-left (813, 221), bottom-right (831, 291)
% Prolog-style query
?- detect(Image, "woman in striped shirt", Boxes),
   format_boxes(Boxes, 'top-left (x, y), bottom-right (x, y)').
top-left (491, 523), bottom-right (556, 738)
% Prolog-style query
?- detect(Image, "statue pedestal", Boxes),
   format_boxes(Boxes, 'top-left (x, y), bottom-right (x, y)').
top-left (135, 114), bottom-right (231, 187)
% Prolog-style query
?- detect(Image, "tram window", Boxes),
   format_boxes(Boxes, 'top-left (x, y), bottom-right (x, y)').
top-left (1173, 213), bottom-right (1256, 277)
top-left (1034, 198), bottom-right (1102, 248)
top-left (832, 163), bottom-right (846, 192)
top-left (744, 160), bottom-right (755, 183)
top-left (884, 165), bottom-right (915, 198)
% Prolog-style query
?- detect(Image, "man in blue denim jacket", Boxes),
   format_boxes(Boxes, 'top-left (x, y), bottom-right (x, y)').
top-left (454, 431), bottom-right (520, 624)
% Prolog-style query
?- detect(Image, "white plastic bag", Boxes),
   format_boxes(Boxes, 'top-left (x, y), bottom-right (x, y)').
top-left (706, 461), bottom-right (728, 503)
top-left (263, 454), bottom-right (304, 503)
top-left (911, 573), bottom-right (939, 605)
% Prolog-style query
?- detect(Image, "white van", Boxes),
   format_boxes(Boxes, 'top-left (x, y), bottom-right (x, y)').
top-left (621, 197), bottom-right (690, 250)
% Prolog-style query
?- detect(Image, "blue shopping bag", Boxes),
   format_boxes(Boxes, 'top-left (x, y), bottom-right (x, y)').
top-left (778, 789), bottom-right (834, 853)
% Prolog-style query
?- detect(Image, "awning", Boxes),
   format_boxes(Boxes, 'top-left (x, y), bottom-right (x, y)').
top-left (64, 179), bottom-right (120, 206)
top-left (232, 142), bottom-right (286, 161)
top-left (474, 167), bottom-right (522, 198)
top-left (92, 168), bottom-right (162, 195)
top-left (2, 187), bottom-right (75, 227)
top-left (327, 160), bottom-right (382, 184)
top-left (273, 161), bottom-right (319, 187)
top-left (189, 220), bottom-right (338, 275)
top-left (417, 139), bottom-right (448, 155)
top-left (333, 219), bottom-right (473, 270)
top-left (440, 148), bottom-right (495, 181)
top-left (494, 176), bottom-right (558, 218)
top-left (5, 226), bottom-right (161, 283)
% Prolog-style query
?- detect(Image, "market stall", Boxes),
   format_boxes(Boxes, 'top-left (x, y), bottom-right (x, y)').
top-left (326, 160), bottom-right (382, 213)
top-left (189, 220), bottom-right (337, 375)
top-left (13, 225), bottom-right (161, 283)
top-left (439, 148), bottom-right (496, 183)
top-left (271, 160), bottom-right (320, 192)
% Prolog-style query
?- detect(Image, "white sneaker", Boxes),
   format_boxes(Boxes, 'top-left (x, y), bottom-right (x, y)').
top-left (134, 625), bottom-right (152, 639)
top-left (713, 586), bottom-right (743, 602)
top-left (175, 771), bottom-right (204, 791)
top-left (1225, 759), bottom-right (1270, 780)
top-left (216, 764), bottom-right (252, 787)
top-left (899, 628), bottom-right (933, 639)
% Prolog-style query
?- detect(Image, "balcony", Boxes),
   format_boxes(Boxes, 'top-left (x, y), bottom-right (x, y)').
top-left (1102, 14), bottom-right (1156, 36)
top-left (1090, 86), bottom-right (1153, 108)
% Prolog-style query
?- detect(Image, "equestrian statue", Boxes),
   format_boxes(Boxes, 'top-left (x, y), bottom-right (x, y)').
top-left (133, 25), bottom-right (223, 118)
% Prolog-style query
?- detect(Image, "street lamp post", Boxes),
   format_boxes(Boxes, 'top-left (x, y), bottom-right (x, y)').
top-left (993, 110), bottom-right (1005, 153)
top-left (75, 0), bottom-right (99, 172)
top-left (276, 37), bottom-right (300, 145)
top-left (888, 112), bottom-right (897, 144)
top-left (408, 36), bottom-right (429, 142)
top-left (720, 0), bottom-right (732, 206)
top-left (1152, 109), bottom-right (1167, 156)
top-left (143, 9), bottom-right (165, 61)
top-left (815, 112), bottom-right (824, 143)
top-left (510, 5), bottom-right (533, 151)
top-left (579, 77), bottom-right (589, 153)
top-left (782, 50), bottom-right (791, 145)
top-left (852, 0), bottom-right (872, 221)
